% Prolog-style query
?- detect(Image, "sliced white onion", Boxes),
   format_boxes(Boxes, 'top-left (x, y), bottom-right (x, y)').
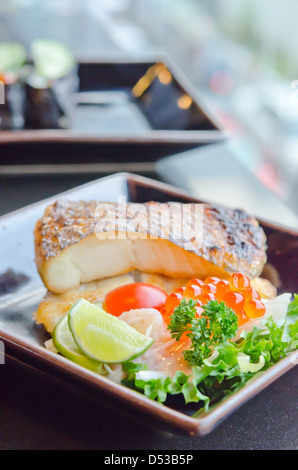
top-left (103, 363), bottom-right (125, 383)
top-left (44, 338), bottom-right (58, 353)
top-left (135, 370), bottom-right (167, 382)
top-left (119, 308), bottom-right (166, 341)
top-left (262, 293), bottom-right (292, 322)
top-left (237, 353), bottom-right (265, 373)
top-left (235, 293), bottom-right (292, 340)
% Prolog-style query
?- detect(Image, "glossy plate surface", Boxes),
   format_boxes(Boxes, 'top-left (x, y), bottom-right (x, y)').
top-left (0, 172), bottom-right (297, 436)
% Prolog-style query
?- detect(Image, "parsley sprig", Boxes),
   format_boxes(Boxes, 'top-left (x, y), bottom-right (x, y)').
top-left (167, 298), bottom-right (239, 366)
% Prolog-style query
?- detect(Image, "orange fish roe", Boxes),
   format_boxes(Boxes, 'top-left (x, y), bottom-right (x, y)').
top-left (244, 298), bottom-right (266, 319)
top-left (228, 272), bottom-right (251, 291)
top-left (164, 273), bottom-right (266, 326)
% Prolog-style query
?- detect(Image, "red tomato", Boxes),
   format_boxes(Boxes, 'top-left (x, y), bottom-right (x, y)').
top-left (103, 283), bottom-right (168, 316)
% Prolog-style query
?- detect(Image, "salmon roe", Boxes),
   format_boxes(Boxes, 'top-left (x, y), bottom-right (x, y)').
top-left (164, 273), bottom-right (266, 326)
top-left (228, 273), bottom-right (250, 291)
top-left (244, 298), bottom-right (266, 319)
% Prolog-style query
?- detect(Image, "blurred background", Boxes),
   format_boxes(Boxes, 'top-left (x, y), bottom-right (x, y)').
top-left (0, 0), bottom-right (298, 227)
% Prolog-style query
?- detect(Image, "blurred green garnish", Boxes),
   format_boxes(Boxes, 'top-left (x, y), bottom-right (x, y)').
top-left (31, 38), bottom-right (75, 81)
top-left (0, 42), bottom-right (26, 74)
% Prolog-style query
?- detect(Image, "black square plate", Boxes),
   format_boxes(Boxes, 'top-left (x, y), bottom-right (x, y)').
top-left (0, 173), bottom-right (297, 436)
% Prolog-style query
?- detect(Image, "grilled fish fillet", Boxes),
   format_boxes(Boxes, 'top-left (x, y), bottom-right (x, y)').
top-left (34, 200), bottom-right (267, 294)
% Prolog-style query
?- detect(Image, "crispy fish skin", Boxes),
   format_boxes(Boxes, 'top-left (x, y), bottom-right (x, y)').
top-left (34, 200), bottom-right (267, 294)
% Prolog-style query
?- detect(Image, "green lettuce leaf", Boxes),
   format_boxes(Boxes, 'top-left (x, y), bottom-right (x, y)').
top-left (282, 294), bottom-right (298, 346)
top-left (121, 295), bottom-right (298, 413)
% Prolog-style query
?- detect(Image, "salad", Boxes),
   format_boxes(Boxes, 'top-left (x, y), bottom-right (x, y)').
top-left (47, 273), bottom-right (298, 414)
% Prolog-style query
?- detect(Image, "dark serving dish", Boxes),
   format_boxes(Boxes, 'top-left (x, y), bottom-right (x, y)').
top-left (0, 58), bottom-right (225, 167)
top-left (0, 173), bottom-right (296, 436)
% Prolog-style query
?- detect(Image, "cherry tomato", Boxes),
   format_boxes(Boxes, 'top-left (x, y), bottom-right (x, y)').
top-left (104, 283), bottom-right (167, 316)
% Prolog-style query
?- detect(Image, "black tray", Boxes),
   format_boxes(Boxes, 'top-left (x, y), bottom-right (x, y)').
top-left (0, 58), bottom-right (225, 170)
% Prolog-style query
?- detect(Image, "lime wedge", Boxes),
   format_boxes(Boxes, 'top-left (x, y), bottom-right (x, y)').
top-left (68, 298), bottom-right (154, 363)
top-left (52, 313), bottom-right (105, 374)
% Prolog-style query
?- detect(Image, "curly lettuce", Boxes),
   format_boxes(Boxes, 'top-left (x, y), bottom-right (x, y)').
top-left (121, 295), bottom-right (298, 413)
